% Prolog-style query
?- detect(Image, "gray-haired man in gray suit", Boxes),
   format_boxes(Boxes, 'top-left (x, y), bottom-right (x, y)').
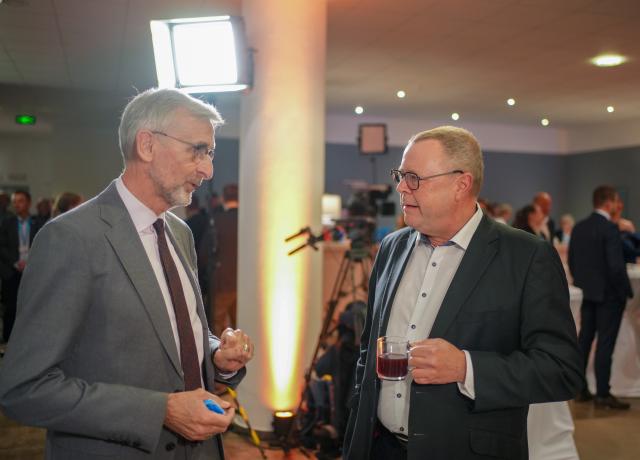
top-left (0, 88), bottom-right (254, 459)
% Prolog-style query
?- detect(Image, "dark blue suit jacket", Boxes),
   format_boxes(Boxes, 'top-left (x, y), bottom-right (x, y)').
top-left (568, 212), bottom-right (632, 304)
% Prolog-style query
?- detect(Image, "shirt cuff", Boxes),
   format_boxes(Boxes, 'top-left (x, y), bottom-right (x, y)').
top-left (216, 369), bottom-right (238, 380)
top-left (457, 350), bottom-right (475, 400)
top-left (211, 349), bottom-right (238, 380)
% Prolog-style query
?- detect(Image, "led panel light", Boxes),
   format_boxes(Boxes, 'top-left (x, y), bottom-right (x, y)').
top-left (150, 16), bottom-right (251, 93)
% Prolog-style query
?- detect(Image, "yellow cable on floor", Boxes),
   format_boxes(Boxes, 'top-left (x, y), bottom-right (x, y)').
top-left (226, 387), bottom-right (267, 459)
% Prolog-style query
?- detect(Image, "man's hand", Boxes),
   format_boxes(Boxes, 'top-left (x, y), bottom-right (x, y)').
top-left (15, 260), bottom-right (27, 272)
top-left (618, 218), bottom-right (636, 233)
top-left (409, 338), bottom-right (466, 385)
top-left (213, 328), bottom-right (254, 373)
top-left (164, 389), bottom-right (235, 441)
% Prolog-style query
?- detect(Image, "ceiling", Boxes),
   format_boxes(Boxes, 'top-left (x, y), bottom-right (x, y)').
top-left (0, 0), bottom-right (639, 129)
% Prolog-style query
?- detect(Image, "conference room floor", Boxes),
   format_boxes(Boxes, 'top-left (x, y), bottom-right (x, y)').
top-left (0, 398), bottom-right (638, 460)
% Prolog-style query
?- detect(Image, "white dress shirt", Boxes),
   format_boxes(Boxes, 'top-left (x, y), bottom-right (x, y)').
top-left (115, 178), bottom-right (205, 378)
top-left (378, 205), bottom-right (483, 435)
top-left (594, 208), bottom-right (611, 221)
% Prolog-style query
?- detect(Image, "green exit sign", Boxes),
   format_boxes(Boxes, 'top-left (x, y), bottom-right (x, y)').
top-left (15, 114), bottom-right (36, 125)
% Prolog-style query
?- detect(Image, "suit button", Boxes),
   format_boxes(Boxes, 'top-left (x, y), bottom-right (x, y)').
top-left (165, 442), bottom-right (176, 451)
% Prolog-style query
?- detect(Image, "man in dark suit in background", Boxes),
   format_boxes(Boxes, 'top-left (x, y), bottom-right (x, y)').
top-left (569, 185), bottom-right (633, 409)
top-left (0, 190), bottom-right (43, 343)
top-left (343, 126), bottom-right (583, 460)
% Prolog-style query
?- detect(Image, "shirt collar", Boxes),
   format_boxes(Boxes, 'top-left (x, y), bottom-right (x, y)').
top-left (594, 208), bottom-right (611, 221)
top-left (416, 204), bottom-right (484, 250)
top-left (115, 176), bottom-right (165, 233)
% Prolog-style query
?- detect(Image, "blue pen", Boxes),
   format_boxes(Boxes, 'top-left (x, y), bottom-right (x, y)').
top-left (204, 399), bottom-right (225, 414)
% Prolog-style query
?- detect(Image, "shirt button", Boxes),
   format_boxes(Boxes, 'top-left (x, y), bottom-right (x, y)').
top-left (411, 324), bottom-right (416, 330)
top-left (432, 262), bottom-right (437, 267)
top-left (165, 442), bottom-right (176, 451)
top-left (397, 393), bottom-right (402, 398)
top-left (399, 426), bottom-right (405, 432)
top-left (421, 292), bottom-right (427, 298)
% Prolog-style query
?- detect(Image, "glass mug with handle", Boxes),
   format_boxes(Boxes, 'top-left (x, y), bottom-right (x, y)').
top-left (376, 336), bottom-right (411, 380)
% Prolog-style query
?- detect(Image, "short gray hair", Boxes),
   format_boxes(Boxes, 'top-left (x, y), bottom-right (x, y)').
top-left (408, 126), bottom-right (484, 196)
top-left (118, 88), bottom-right (224, 162)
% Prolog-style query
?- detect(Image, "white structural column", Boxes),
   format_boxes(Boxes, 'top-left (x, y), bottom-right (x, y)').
top-left (237, 0), bottom-right (327, 430)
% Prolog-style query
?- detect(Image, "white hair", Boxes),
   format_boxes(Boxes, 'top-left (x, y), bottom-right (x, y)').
top-left (118, 88), bottom-right (224, 162)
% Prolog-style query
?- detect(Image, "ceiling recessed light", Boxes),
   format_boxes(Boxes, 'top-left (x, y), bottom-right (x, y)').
top-left (451, 112), bottom-right (460, 121)
top-left (541, 118), bottom-right (550, 127)
top-left (354, 106), bottom-right (364, 115)
top-left (607, 105), bottom-right (615, 113)
top-left (507, 98), bottom-right (516, 106)
top-left (590, 53), bottom-right (627, 67)
top-left (396, 90), bottom-right (406, 99)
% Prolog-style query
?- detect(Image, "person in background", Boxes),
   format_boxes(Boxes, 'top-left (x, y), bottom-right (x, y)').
top-left (554, 214), bottom-right (574, 246)
top-left (512, 203), bottom-right (545, 238)
top-left (569, 185), bottom-right (632, 409)
top-left (0, 88), bottom-right (254, 459)
top-left (344, 126), bottom-right (582, 460)
top-left (610, 198), bottom-right (640, 264)
top-left (477, 197), bottom-right (494, 217)
top-left (533, 191), bottom-right (555, 241)
top-left (35, 197), bottom-right (52, 224)
top-left (0, 191), bottom-right (11, 223)
top-left (492, 202), bottom-right (512, 225)
top-left (51, 192), bottom-right (83, 218)
top-left (185, 195), bottom-right (209, 251)
top-left (0, 191), bottom-right (44, 343)
top-left (209, 191), bottom-right (225, 214)
top-left (210, 184), bottom-right (239, 336)
top-left (186, 195), bottom-right (211, 297)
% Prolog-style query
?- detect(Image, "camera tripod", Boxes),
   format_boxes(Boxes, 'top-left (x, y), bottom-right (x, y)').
top-left (284, 228), bottom-right (372, 455)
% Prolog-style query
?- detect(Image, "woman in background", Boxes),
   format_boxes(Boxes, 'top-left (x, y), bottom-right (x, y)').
top-left (51, 192), bottom-right (82, 218)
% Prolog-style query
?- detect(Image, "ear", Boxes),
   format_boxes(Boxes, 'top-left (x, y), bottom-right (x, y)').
top-left (134, 130), bottom-right (155, 163)
top-left (454, 172), bottom-right (474, 199)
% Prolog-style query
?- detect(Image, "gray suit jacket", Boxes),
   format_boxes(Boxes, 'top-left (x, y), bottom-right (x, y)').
top-left (0, 181), bottom-right (244, 459)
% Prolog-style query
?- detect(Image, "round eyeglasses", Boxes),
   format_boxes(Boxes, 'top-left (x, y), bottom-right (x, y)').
top-left (390, 169), bottom-right (463, 191)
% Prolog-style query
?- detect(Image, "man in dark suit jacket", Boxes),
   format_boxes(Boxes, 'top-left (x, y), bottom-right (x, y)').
top-left (568, 185), bottom-right (633, 409)
top-left (0, 88), bottom-right (254, 459)
top-left (0, 190), bottom-right (43, 342)
top-left (343, 126), bottom-right (583, 460)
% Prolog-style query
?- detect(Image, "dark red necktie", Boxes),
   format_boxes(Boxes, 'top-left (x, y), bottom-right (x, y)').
top-left (153, 219), bottom-right (202, 390)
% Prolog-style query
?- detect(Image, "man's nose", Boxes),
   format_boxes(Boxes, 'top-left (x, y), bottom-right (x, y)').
top-left (198, 158), bottom-right (214, 180)
top-left (396, 177), bottom-right (410, 194)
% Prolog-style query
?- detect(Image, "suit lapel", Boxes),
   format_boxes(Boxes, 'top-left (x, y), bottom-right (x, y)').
top-left (99, 184), bottom-right (182, 377)
top-left (430, 216), bottom-right (499, 338)
top-left (378, 230), bottom-right (417, 336)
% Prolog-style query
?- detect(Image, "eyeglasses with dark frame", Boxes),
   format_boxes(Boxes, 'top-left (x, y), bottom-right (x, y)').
top-left (151, 131), bottom-right (215, 162)
top-left (390, 169), bottom-right (463, 190)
